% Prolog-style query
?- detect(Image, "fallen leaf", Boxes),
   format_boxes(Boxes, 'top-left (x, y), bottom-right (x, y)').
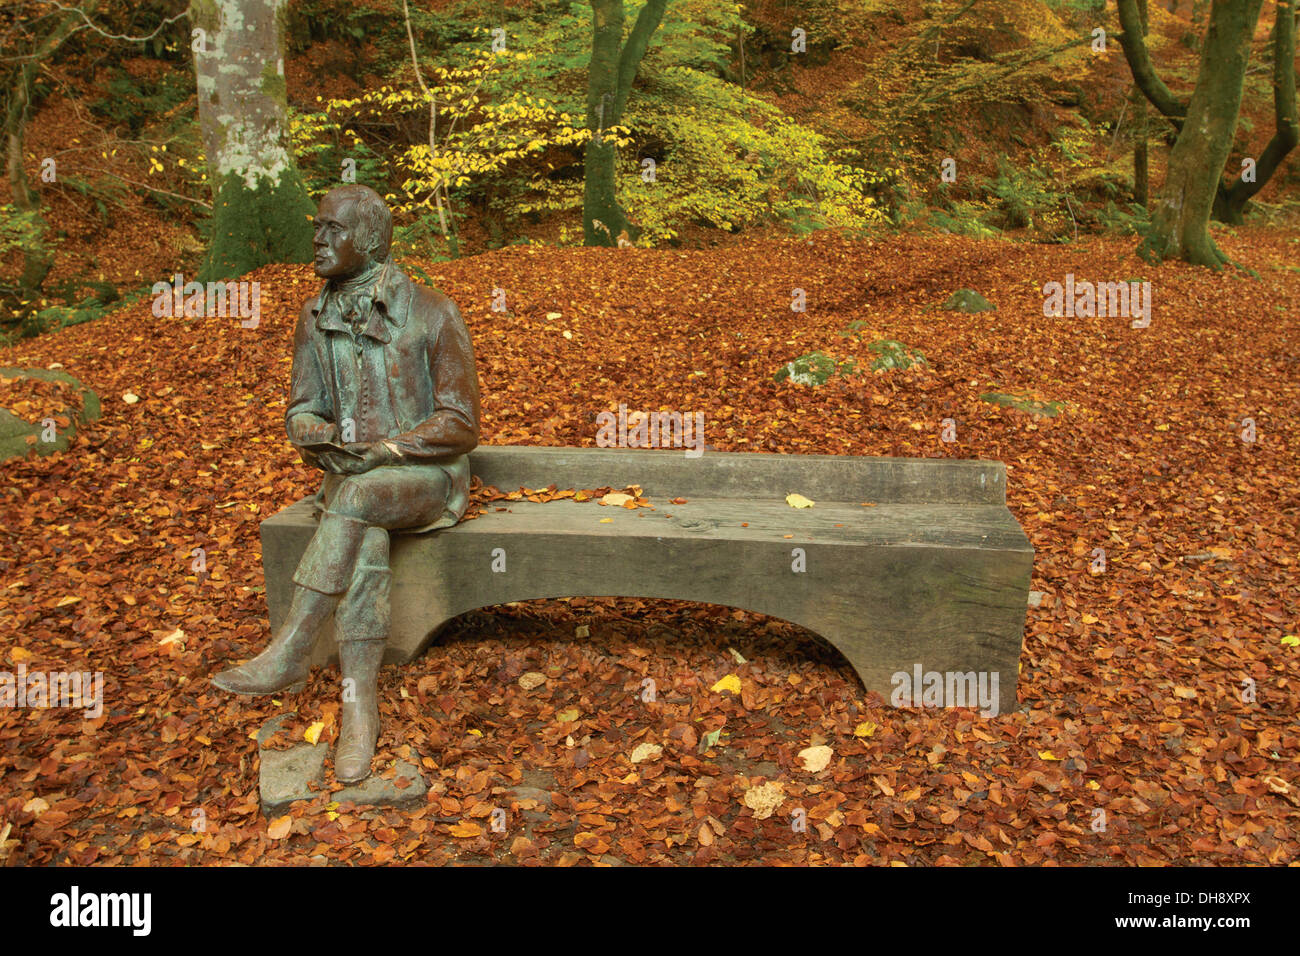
top-left (711, 674), bottom-right (742, 695)
top-left (697, 821), bottom-right (714, 846)
top-left (799, 745), bottom-right (833, 773)
top-left (630, 742), bottom-right (662, 763)
top-left (518, 672), bottom-right (546, 691)
top-left (267, 816), bottom-right (292, 839)
top-left (698, 729), bottom-right (722, 753)
top-left (304, 721), bottom-right (325, 745)
top-left (785, 493), bottom-right (815, 508)
top-left (742, 781), bottom-right (786, 820)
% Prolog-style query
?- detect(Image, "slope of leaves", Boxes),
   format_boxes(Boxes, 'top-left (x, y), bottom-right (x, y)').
top-left (0, 228), bottom-right (1296, 865)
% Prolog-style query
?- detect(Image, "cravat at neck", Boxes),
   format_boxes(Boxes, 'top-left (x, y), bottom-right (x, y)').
top-left (331, 261), bottom-right (384, 330)
top-left (333, 259), bottom-right (385, 297)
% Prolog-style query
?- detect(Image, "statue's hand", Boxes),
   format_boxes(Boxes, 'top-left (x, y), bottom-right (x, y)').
top-left (292, 419), bottom-right (338, 445)
top-left (319, 442), bottom-right (392, 475)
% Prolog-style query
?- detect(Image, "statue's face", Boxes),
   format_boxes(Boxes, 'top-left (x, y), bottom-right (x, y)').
top-left (312, 193), bottom-right (369, 279)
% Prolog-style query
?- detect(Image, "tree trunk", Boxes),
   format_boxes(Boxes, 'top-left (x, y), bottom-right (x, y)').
top-left (5, 66), bottom-right (52, 294)
top-left (1215, 0), bottom-right (1298, 222)
top-left (1, 7), bottom-right (85, 299)
top-left (192, 0), bottom-right (315, 280)
top-left (1133, 91), bottom-right (1149, 207)
top-left (1132, 0), bottom-right (1149, 206)
top-left (1142, 0), bottom-right (1265, 268)
top-left (1117, 0), bottom-right (1187, 120)
top-left (582, 0), bottom-right (668, 247)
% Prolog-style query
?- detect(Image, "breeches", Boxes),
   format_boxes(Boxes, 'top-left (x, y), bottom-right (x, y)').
top-left (292, 465), bottom-right (451, 643)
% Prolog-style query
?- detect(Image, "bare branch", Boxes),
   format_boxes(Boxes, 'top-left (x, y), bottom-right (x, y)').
top-left (43, 0), bottom-right (188, 44)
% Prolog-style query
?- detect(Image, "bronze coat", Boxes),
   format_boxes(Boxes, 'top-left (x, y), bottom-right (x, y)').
top-left (285, 261), bottom-right (481, 532)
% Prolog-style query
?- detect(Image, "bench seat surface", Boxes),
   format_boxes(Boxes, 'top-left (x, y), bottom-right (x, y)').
top-left (445, 497), bottom-right (1028, 552)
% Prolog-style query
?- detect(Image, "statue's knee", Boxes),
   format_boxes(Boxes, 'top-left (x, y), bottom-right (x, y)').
top-left (328, 478), bottom-right (371, 518)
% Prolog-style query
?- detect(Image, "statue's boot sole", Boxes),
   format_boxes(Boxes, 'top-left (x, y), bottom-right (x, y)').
top-left (210, 671), bottom-right (308, 696)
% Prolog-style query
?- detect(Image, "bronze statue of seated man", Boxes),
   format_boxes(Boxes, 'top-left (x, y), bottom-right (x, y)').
top-left (213, 184), bottom-right (480, 783)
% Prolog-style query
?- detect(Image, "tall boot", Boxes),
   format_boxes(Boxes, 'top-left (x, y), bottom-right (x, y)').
top-left (212, 512), bottom-right (371, 696)
top-left (334, 526), bottom-right (390, 784)
top-left (212, 584), bottom-right (337, 695)
top-left (335, 640), bottom-right (385, 783)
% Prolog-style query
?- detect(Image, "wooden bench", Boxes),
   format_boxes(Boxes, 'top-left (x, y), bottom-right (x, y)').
top-left (260, 445), bottom-right (1034, 714)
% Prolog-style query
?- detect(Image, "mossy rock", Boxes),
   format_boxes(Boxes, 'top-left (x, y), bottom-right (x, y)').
top-left (0, 366), bottom-right (101, 460)
top-left (0, 408), bottom-right (31, 442)
top-left (943, 289), bottom-right (995, 312)
top-left (980, 391), bottom-right (1065, 417)
top-left (773, 351), bottom-right (855, 387)
top-left (867, 339), bottom-right (929, 372)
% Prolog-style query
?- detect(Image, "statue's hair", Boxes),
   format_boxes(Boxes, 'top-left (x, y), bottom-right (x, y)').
top-left (326, 184), bottom-right (392, 262)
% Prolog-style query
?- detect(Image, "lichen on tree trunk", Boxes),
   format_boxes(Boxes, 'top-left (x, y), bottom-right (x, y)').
top-left (192, 0), bottom-right (315, 280)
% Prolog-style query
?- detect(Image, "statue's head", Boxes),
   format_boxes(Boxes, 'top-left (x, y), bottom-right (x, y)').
top-left (312, 184), bottom-right (393, 280)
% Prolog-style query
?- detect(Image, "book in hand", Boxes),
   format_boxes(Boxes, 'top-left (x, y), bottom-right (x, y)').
top-left (298, 440), bottom-right (365, 460)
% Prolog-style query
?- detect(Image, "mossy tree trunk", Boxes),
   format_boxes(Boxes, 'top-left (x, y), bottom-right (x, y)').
top-left (192, 0), bottom-right (315, 281)
top-left (1139, 0), bottom-right (1265, 268)
top-left (582, 0), bottom-right (668, 247)
top-left (5, 58), bottom-right (54, 295)
top-left (1213, 0), bottom-right (1297, 223)
top-left (1130, 0), bottom-right (1149, 207)
top-left (1, 5), bottom-right (85, 302)
top-left (1119, 0), bottom-right (1296, 243)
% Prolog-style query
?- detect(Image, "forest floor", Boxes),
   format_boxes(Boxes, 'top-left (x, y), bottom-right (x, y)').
top-left (1, 226), bottom-right (1297, 865)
